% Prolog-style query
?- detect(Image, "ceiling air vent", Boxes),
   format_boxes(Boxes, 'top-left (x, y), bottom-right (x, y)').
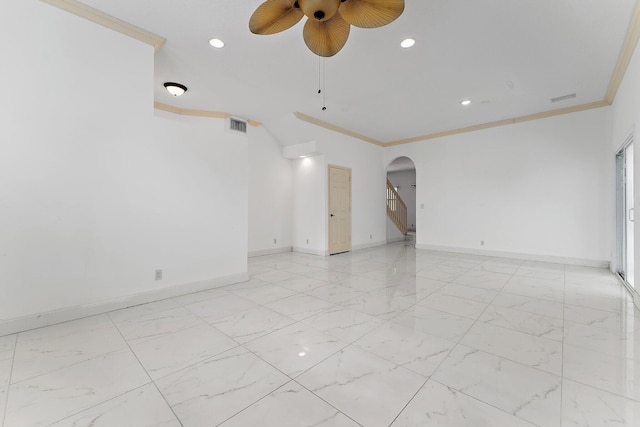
top-left (229, 117), bottom-right (247, 134)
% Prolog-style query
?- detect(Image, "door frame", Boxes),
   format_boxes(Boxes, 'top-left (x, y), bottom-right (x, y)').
top-left (616, 135), bottom-right (635, 291)
top-left (328, 164), bottom-right (352, 255)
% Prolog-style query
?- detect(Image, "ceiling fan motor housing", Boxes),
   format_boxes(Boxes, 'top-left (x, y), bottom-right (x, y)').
top-left (299, 0), bottom-right (341, 21)
top-left (249, 0), bottom-right (404, 57)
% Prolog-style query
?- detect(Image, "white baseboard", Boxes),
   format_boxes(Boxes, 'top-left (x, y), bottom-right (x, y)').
top-left (248, 246), bottom-right (292, 258)
top-left (293, 241), bottom-right (387, 257)
top-left (386, 237), bottom-right (406, 244)
top-left (352, 241), bottom-right (387, 251)
top-left (0, 272), bottom-right (249, 337)
top-left (415, 244), bottom-right (609, 268)
top-left (292, 246), bottom-right (328, 256)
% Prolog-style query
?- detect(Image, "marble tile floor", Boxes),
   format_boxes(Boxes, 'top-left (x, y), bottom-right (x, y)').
top-left (2, 243), bottom-right (640, 426)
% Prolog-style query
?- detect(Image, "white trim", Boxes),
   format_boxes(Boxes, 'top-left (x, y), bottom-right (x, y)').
top-left (248, 247), bottom-right (293, 257)
top-left (293, 241), bottom-right (389, 257)
top-left (0, 273), bottom-right (249, 336)
top-left (352, 241), bottom-right (388, 251)
top-left (416, 244), bottom-right (609, 268)
top-left (292, 246), bottom-right (329, 256)
top-left (615, 131), bottom-right (635, 154)
top-left (386, 237), bottom-right (406, 244)
top-left (40, 0), bottom-right (166, 51)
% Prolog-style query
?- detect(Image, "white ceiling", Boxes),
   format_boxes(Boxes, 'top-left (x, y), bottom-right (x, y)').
top-left (81, 0), bottom-right (636, 145)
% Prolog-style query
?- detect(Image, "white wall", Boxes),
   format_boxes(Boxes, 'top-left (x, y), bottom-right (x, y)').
top-left (292, 155), bottom-right (327, 255)
top-left (386, 217), bottom-right (405, 243)
top-left (384, 108), bottom-right (612, 265)
top-left (387, 170), bottom-right (417, 231)
top-left (0, 0), bottom-right (248, 332)
top-left (286, 122), bottom-right (387, 255)
top-left (611, 45), bottom-right (640, 150)
top-left (248, 126), bottom-right (293, 256)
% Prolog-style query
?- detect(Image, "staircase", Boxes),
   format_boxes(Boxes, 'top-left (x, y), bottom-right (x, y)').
top-left (386, 179), bottom-right (408, 236)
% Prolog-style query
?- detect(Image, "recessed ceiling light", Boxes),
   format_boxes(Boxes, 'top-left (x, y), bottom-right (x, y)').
top-left (400, 38), bottom-right (416, 48)
top-left (163, 82), bottom-right (187, 97)
top-left (461, 100), bottom-right (472, 106)
top-left (209, 38), bottom-right (225, 48)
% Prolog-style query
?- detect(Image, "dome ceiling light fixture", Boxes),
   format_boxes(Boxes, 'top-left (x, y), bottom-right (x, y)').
top-left (163, 82), bottom-right (188, 97)
top-left (249, 0), bottom-right (405, 57)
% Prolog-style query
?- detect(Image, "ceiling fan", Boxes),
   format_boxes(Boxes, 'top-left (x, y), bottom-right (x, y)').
top-left (249, 0), bottom-right (405, 57)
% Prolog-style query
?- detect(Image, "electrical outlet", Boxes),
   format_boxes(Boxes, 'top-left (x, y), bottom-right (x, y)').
top-left (480, 241), bottom-right (485, 246)
top-left (420, 203), bottom-right (425, 209)
top-left (274, 238), bottom-right (277, 245)
top-left (306, 239), bottom-right (309, 245)
top-left (370, 234), bottom-right (372, 239)
top-left (155, 269), bottom-right (163, 280)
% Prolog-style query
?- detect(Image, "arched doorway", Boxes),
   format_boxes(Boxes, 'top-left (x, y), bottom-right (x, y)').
top-left (386, 157), bottom-right (416, 245)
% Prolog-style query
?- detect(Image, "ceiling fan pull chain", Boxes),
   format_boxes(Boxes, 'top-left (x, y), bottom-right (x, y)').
top-left (322, 56), bottom-right (327, 111)
top-left (318, 54), bottom-right (322, 94)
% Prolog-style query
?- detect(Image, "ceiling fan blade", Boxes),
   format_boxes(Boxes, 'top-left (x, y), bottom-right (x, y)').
top-left (303, 13), bottom-right (351, 57)
top-left (249, 0), bottom-right (304, 35)
top-left (338, 0), bottom-right (404, 28)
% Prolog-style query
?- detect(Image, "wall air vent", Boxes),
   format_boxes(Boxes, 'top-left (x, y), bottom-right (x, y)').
top-left (229, 117), bottom-right (247, 134)
top-left (551, 93), bottom-right (576, 103)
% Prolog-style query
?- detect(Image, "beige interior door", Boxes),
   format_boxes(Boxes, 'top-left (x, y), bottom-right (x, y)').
top-left (329, 165), bottom-right (352, 255)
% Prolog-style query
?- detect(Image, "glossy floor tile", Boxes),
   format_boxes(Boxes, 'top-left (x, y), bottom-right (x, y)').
top-left (432, 345), bottom-right (562, 426)
top-left (354, 322), bottom-right (455, 377)
top-left (300, 307), bottom-right (385, 343)
top-left (0, 388), bottom-right (6, 427)
top-left (296, 346), bottom-right (425, 427)
top-left (49, 384), bottom-right (181, 427)
top-left (11, 315), bottom-right (127, 384)
top-left (460, 322), bottom-right (563, 375)
top-left (156, 347), bottom-right (289, 426)
top-left (562, 378), bottom-right (640, 426)
top-left (0, 336), bottom-right (15, 389)
top-left (219, 382), bottom-right (359, 427)
top-left (478, 304), bottom-right (564, 341)
top-left (5, 350), bottom-right (150, 426)
top-left (1, 242), bottom-right (639, 426)
top-left (390, 380), bottom-right (536, 426)
top-left (243, 323), bottom-right (347, 377)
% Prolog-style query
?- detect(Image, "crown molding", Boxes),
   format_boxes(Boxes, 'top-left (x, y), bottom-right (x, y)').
top-left (296, 100), bottom-right (610, 147)
top-left (605, 0), bottom-right (640, 104)
top-left (294, 112), bottom-right (385, 146)
top-left (40, 0), bottom-right (166, 51)
top-left (155, 102), bottom-right (230, 119)
top-left (154, 102), bottom-right (261, 126)
top-left (386, 101), bottom-right (610, 146)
